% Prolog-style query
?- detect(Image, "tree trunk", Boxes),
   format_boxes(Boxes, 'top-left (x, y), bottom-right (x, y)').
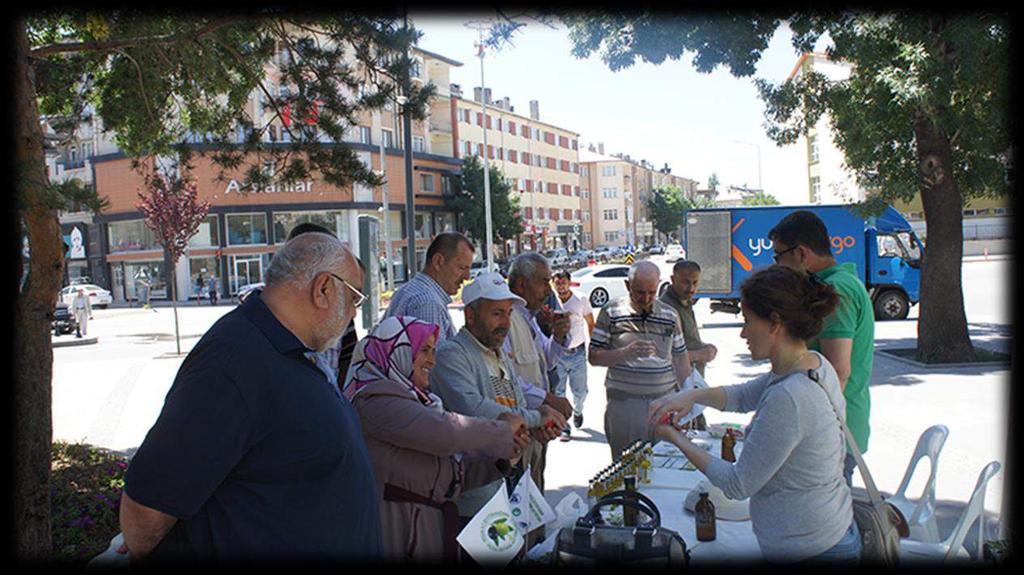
top-left (14, 19), bottom-right (56, 560)
top-left (914, 115), bottom-right (977, 364)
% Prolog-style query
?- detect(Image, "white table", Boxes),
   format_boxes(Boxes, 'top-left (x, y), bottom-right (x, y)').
top-left (638, 439), bottom-right (762, 564)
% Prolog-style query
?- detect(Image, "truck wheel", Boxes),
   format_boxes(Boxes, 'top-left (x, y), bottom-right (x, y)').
top-left (590, 288), bottom-right (609, 308)
top-left (874, 290), bottom-right (909, 321)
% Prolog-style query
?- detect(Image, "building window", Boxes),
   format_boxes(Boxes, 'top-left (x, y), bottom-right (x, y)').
top-left (562, 184), bottom-right (571, 196)
top-left (497, 147), bottom-right (505, 161)
top-left (382, 129), bottom-right (394, 148)
top-left (564, 209), bottom-right (572, 220)
top-left (413, 136), bottom-right (425, 153)
top-left (603, 187), bottom-right (619, 199)
top-left (414, 212), bottom-right (433, 240)
top-left (441, 175), bottom-right (451, 196)
top-left (537, 180), bottom-right (544, 193)
top-left (518, 178), bottom-right (526, 192)
top-left (508, 121), bottom-right (516, 134)
top-left (582, 190), bottom-right (590, 199)
top-left (548, 183), bottom-right (558, 195)
top-left (420, 173), bottom-right (435, 193)
top-left (188, 215), bottom-right (221, 248)
top-left (604, 231), bottom-right (617, 242)
top-left (521, 124), bottom-right (530, 137)
top-left (476, 112), bottom-right (483, 126)
top-left (602, 165), bottom-right (617, 177)
top-left (359, 126), bottom-right (372, 145)
top-left (539, 207), bottom-right (547, 220)
top-left (810, 176), bottom-right (821, 203)
top-left (583, 212), bottom-right (590, 222)
top-left (496, 118), bottom-right (503, 131)
top-left (603, 210), bottom-right (618, 221)
top-left (272, 211), bottom-right (348, 244)
top-left (108, 220), bottom-right (161, 252)
top-left (525, 207), bottom-right (533, 219)
top-left (509, 150), bottom-right (518, 163)
top-left (809, 133), bottom-right (820, 164)
top-left (581, 166), bottom-right (589, 177)
top-left (463, 141), bottom-right (473, 157)
top-left (226, 213), bottom-right (269, 246)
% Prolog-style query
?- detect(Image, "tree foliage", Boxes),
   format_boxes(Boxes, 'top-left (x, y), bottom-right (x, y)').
top-left (446, 155), bottom-right (525, 246)
top-left (30, 11), bottom-right (436, 192)
top-left (647, 186), bottom-right (688, 237)
top-left (741, 191), bottom-right (781, 206)
top-left (707, 172), bottom-right (720, 191)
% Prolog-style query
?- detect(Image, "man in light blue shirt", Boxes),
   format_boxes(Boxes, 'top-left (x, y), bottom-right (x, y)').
top-left (385, 232), bottom-right (475, 342)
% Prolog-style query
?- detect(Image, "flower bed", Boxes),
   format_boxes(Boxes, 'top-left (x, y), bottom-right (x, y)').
top-left (51, 441), bottom-right (129, 564)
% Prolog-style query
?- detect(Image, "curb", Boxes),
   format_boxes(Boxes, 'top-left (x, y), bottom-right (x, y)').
top-left (875, 348), bottom-right (1011, 369)
top-left (53, 336), bottom-right (99, 348)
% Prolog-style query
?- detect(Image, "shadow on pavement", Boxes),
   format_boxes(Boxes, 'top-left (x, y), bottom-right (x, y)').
top-left (565, 428), bottom-right (608, 446)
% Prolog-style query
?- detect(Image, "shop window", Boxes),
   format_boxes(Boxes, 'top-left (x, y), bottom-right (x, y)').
top-left (188, 215), bottom-right (221, 248)
top-left (108, 220), bottom-right (160, 252)
top-left (415, 212), bottom-right (433, 240)
top-left (226, 213), bottom-right (268, 245)
top-left (272, 211), bottom-right (348, 244)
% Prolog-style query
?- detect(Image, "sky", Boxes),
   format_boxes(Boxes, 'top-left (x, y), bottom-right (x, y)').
top-left (412, 12), bottom-right (815, 205)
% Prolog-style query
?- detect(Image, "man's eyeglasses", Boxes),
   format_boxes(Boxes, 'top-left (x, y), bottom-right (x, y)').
top-left (773, 245), bottom-right (799, 263)
top-left (327, 272), bottom-right (366, 307)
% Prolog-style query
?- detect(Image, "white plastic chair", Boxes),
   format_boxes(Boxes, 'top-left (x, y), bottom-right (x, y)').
top-left (900, 461), bottom-right (1002, 563)
top-left (885, 424), bottom-right (949, 543)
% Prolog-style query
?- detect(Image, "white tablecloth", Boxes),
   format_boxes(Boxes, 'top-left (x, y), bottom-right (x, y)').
top-left (640, 439), bottom-right (762, 563)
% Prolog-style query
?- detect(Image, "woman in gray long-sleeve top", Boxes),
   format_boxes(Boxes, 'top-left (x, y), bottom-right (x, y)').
top-left (649, 265), bottom-right (861, 565)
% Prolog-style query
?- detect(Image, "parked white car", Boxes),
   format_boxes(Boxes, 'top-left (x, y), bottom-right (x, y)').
top-left (60, 284), bottom-right (113, 308)
top-left (569, 264), bottom-right (672, 308)
top-left (665, 244), bottom-right (687, 262)
top-left (469, 260), bottom-right (498, 279)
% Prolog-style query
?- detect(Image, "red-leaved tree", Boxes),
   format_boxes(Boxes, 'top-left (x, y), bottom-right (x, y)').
top-left (137, 178), bottom-right (210, 355)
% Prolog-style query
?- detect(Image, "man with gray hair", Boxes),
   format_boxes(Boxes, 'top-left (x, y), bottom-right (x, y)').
top-left (589, 260), bottom-right (693, 460)
top-left (120, 233), bottom-right (383, 563)
top-left (505, 252), bottom-right (573, 494)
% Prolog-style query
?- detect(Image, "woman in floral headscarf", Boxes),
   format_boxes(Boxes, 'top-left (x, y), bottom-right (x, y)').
top-left (344, 316), bottom-right (530, 563)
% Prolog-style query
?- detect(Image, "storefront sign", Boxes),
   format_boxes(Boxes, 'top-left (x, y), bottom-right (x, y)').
top-left (224, 179), bottom-right (315, 194)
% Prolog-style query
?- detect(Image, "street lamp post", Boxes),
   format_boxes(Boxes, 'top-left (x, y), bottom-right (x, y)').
top-left (734, 140), bottom-right (762, 192)
top-left (376, 110), bottom-right (395, 292)
top-left (467, 21), bottom-right (495, 270)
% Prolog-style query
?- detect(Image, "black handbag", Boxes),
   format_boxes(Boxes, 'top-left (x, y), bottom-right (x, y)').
top-left (552, 490), bottom-right (690, 566)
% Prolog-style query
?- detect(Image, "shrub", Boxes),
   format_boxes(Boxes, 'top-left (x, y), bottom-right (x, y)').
top-left (51, 441), bottom-right (129, 564)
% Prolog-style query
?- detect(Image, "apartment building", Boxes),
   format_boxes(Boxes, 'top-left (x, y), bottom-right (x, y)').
top-left (581, 144), bottom-right (697, 248)
top-left (452, 87), bottom-right (583, 254)
top-left (53, 41), bottom-right (465, 302)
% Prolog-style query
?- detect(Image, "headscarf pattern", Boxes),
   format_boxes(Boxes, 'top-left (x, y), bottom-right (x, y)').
top-left (342, 316), bottom-right (440, 406)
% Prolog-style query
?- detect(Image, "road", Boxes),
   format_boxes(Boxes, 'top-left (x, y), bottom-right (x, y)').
top-left (52, 257), bottom-right (1013, 538)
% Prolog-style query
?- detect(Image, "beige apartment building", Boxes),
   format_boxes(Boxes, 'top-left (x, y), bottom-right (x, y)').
top-left (581, 145), bottom-right (696, 248)
top-left (452, 87), bottom-right (583, 254)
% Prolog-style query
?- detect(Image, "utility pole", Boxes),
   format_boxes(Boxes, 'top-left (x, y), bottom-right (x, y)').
top-left (376, 110), bottom-right (395, 292)
top-left (466, 20), bottom-right (495, 270)
top-left (402, 13), bottom-right (416, 281)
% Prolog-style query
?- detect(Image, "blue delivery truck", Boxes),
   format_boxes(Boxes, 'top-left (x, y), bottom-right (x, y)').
top-left (682, 204), bottom-right (923, 320)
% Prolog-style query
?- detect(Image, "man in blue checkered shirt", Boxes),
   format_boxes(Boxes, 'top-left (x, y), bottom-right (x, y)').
top-left (384, 232), bottom-right (475, 342)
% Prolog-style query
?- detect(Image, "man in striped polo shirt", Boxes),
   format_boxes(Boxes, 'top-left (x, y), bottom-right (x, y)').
top-left (589, 261), bottom-right (692, 459)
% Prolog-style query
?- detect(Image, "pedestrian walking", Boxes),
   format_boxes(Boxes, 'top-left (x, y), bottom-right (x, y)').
top-left (770, 210), bottom-right (875, 486)
top-left (208, 277), bottom-right (219, 306)
top-left (72, 288), bottom-right (92, 338)
top-left (195, 273), bottom-right (205, 305)
top-left (549, 270), bottom-right (595, 441)
top-left (119, 233), bottom-right (382, 563)
top-left (589, 261), bottom-right (693, 460)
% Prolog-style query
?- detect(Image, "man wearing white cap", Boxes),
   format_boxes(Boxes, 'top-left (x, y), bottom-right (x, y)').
top-left (430, 272), bottom-right (566, 523)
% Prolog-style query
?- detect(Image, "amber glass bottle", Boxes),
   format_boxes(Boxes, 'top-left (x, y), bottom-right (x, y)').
top-left (721, 428), bottom-right (737, 462)
top-left (695, 492), bottom-right (717, 541)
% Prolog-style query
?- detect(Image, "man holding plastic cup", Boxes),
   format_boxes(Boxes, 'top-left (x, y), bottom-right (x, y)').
top-left (589, 261), bottom-right (692, 460)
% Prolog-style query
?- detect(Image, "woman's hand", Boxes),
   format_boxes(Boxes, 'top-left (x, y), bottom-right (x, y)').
top-left (497, 412), bottom-right (530, 461)
top-left (648, 390), bottom-right (697, 428)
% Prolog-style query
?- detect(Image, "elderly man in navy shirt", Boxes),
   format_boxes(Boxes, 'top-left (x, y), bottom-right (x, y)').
top-left (120, 232), bottom-right (382, 563)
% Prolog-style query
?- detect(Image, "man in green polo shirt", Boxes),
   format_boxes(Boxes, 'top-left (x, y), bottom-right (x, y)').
top-left (770, 210), bottom-right (875, 486)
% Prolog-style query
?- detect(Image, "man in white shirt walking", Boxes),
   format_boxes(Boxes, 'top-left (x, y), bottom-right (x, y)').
top-left (549, 270), bottom-right (594, 441)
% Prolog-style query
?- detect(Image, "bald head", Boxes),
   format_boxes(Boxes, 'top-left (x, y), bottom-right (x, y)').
top-left (626, 261), bottom-right (661, 314)
top-left (266, 232), bottom-right (354, 289)
top-left (263, 232), bottom-right (362, 352)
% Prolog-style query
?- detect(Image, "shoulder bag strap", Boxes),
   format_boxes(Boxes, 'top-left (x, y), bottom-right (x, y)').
top-left (797, 369), bottom-right (886, 509)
